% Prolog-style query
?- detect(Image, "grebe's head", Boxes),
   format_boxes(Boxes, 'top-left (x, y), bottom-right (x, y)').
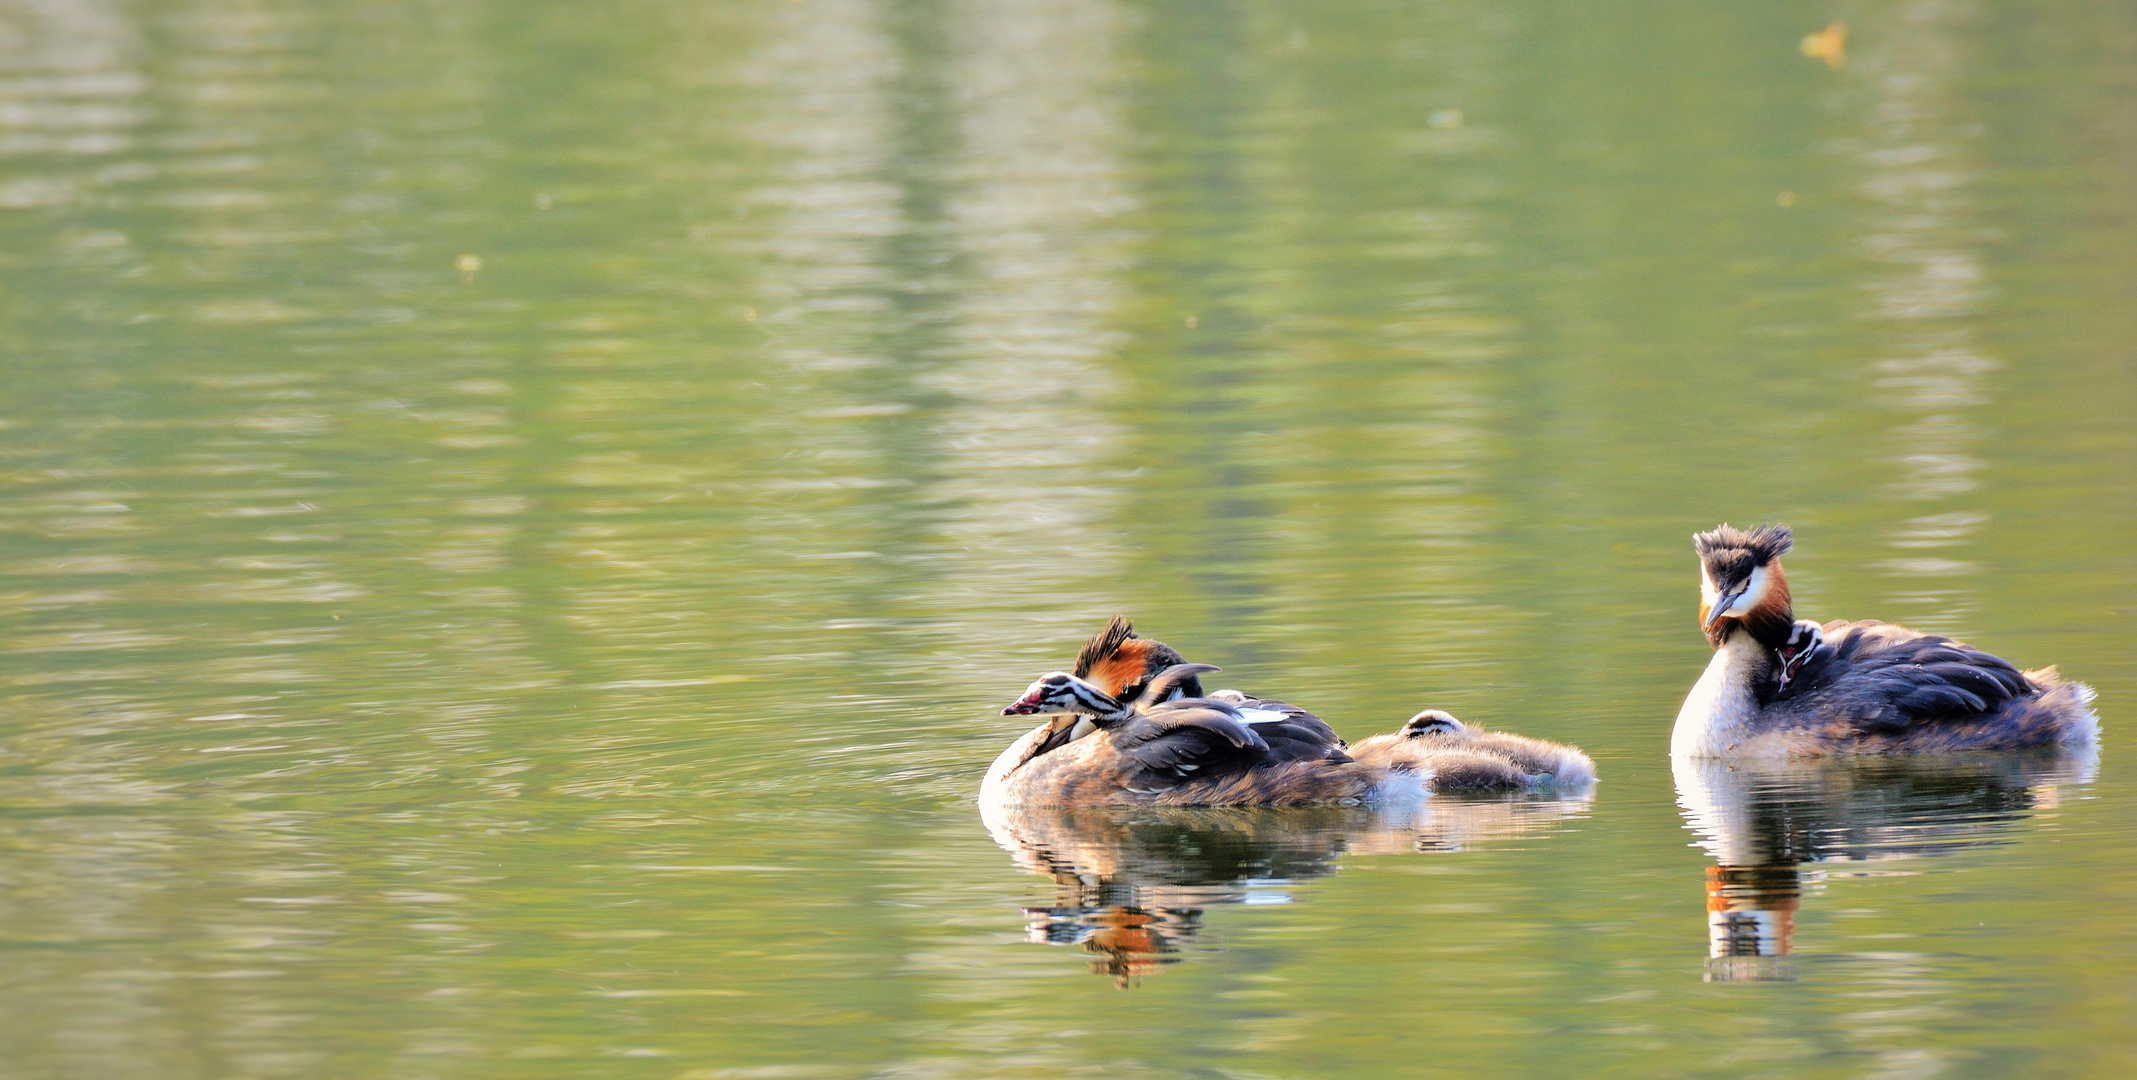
top-left (1400, 710), bottom-right (1466, 738)
top-left (1774, 620), bottom-right (1824, 692)
top-left (1692, 523), bottom-right (1796, 648)
top-left (1002, 672), bottom-right (1124, 718)
top-left (1074, 615), bottom-right (1203, 702)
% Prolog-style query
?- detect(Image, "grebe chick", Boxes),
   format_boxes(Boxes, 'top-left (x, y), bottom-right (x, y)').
top-left (984, 664), bottom-right (1417, 809)
top-left (1675, 523), bottom-right (2099, 759)
top-left (1350, 711), bottom-right (1597, 791)
top-left (1772, 619), bottom-right (1826, 697)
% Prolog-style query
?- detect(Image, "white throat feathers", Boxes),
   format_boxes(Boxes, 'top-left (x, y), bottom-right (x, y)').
top-left (1673, 631), bottom-right (1770, 757)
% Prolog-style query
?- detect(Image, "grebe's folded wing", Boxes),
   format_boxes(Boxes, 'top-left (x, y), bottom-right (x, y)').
top-left (1810, 620), bottom-right (2032, 731)
top-left (1110, 701), bottom-right (1271, 781)
top-left (1209, 691), bottom-right (1351, 762)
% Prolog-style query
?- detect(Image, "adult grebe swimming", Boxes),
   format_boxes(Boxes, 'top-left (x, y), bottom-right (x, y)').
top-left (1674, 524), bottom-right (2098, 758)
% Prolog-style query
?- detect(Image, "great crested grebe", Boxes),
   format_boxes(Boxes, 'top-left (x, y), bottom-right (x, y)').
top-left (1674, 523), bottom-right (2099, 758)
top-left (981, 618), bottom-right (1595, 807)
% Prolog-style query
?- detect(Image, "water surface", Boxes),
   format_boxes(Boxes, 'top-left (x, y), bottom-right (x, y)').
top-left (3, 0), bottom-right (2136, 1075)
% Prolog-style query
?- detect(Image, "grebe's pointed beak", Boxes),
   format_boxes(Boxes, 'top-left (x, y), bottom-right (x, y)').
top-left (1704, 588), bottom-right (1746, 628)
top-left (1002, 678), bottom-right (1050, 716)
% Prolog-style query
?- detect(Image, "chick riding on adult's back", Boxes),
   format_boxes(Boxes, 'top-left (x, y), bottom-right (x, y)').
top-left (982, 616), bottom-right (1596, 808)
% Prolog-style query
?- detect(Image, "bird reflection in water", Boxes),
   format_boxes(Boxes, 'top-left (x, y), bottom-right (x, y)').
top-left (983, 795), bottom-right (1593, 986)
top-left (1675, 750), bottom-right (2097, 982)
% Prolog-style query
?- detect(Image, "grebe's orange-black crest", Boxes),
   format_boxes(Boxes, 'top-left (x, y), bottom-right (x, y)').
top-left (1074, 615), bottom-right (1138, 679)
top-left (1074, 615), bottom-right (1195, 701)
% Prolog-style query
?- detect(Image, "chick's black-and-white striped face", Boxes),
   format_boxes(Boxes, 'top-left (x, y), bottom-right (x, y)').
top-left (1001, 672), bottom-right (1120, 717)
top-left (1776, 621), bottom-right (1824, 690)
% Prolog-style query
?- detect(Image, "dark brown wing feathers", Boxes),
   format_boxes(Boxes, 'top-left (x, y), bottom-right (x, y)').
top-left (1109, 700), bottom-right (1273, 791)
top-left (1798, 621), bottom-right (2038, 734)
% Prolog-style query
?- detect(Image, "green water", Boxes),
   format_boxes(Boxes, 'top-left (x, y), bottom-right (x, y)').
top-left (3, 0), bottom-right (2135, 1075)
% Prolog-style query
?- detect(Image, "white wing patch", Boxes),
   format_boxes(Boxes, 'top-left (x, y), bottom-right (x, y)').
top-left (1238, 708), bottom-right (1290, 725)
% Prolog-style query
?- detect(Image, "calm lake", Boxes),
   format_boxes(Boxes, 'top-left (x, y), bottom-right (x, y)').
top-left (3, 0), bottom-right (2134, 1075)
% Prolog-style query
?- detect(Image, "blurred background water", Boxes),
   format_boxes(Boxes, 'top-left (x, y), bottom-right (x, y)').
top-left (2, 0), bottom-right (2134, 1075)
